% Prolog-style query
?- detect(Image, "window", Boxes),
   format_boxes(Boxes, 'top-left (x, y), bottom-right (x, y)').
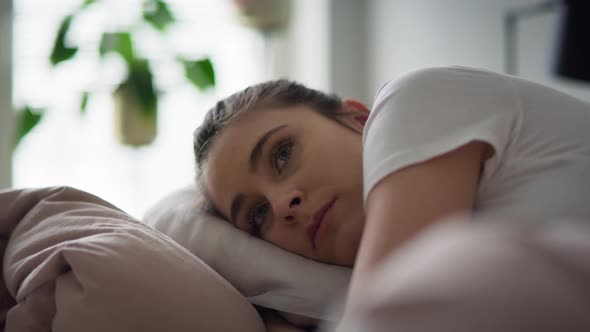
top-left (13, 0), bottom-right (265, 218)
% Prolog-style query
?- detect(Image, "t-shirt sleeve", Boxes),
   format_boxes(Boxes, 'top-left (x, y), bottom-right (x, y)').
top-left (362, 66), bottom-right (522, 202)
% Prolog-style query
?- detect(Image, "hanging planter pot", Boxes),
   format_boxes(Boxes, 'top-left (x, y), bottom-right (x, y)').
top-left (232, 0), bottom-right (291, 32)
top-left (113, 82), bottom-right (157, 147)
top-left (112, 59), bottom-right (158, 147)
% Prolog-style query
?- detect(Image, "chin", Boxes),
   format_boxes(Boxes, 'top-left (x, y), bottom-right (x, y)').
top-left (331, 240), bottom-right (359, 267)
top-left (332, 252), bottom-right (356, 267)
top-left (337, 224), bottom-right (363, 265)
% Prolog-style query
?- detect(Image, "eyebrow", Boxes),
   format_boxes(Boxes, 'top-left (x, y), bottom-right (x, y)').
top-left (249, 124), bottom-right (288, 173)
top-left (229, 124), bottom-right (288, 225)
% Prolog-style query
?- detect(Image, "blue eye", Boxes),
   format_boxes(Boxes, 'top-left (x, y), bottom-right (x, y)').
top-left (249, 202), bottom-right (269, 233)
top-left (272, 138), bottom-right (293, 173)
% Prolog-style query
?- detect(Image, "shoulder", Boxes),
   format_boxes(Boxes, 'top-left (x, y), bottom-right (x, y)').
top-left (373, 66), bottom-right (508, 109)
top-left (361, 67), bottom-right (520, 200)
top-left (365, 66), bottom-right (518, 136)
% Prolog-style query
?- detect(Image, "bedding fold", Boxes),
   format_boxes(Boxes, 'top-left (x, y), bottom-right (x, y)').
top-left (0, 186), bottom-right (265, 332)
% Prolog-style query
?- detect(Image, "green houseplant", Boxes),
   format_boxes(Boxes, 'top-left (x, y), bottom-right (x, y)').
top-left (15, 0), bottom-right (215, 147)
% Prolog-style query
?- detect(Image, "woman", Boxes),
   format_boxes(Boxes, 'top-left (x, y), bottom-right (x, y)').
top-left (193, 66), bottom-right (590, 330)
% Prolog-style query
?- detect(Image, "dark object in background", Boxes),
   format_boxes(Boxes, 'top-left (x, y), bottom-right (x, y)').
top-left (504, 0), bottom-right (590, 84)
top-left (553, 0), bottom-right (590, 82)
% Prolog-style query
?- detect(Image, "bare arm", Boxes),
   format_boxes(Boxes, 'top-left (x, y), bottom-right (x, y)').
top-left (345, 141), bottom-right (490, 310)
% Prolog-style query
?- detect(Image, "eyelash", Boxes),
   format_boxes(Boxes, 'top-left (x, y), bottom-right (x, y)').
top-left (270, 137), bottom-right (294, 174)
top-left (248, 202), bottom-right (268, 236)
top-left (246, 136), bottom-right (295, 235)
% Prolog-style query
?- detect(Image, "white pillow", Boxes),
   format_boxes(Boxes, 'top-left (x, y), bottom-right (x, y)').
top-left (142, 186), bottom-right (351, 321)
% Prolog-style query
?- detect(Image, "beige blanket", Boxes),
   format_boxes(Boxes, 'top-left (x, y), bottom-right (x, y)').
top-left (0, 186), bottom-right (264, 332)
top-left (331, 218), bottom-right (590, 332)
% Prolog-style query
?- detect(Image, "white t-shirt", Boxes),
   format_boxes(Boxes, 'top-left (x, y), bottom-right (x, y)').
top-left (363, 66), bottom-right (590, 223)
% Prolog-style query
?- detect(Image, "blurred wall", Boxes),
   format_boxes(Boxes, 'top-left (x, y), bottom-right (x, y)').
top-left (274, 0), bottom-right (372, 104)
top-left (278, 0), bottom-right (331, 92)
top-left (367, 0), bottom-right (590, 103)
top-left (0, 0), bottom-right (13, 188)
top-left (329, 0), bottom-right (371, 105)
top-left (3, 0), bottom-right (589, 189)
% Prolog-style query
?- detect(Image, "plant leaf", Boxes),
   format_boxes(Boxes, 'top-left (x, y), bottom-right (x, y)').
top-left (80, 91), bottom-right (90, 115)
top-left (121, 59), bottom-right (158, 117)
top-left (142, 0), bottom-right (175, 31)
top-left (50, 15), bottom-right (79, 66)
top-left (182, 58), bottom-right (215, 91)
top-left (14, 106), bottom-right (44, 149)
top-left (99, 32), bottom-right (135, 65)
top-left (82, 0), bottom-right (96, 8)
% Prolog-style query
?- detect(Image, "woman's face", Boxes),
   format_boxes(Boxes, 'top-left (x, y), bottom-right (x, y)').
top-left (203, 101), bottom-right (368, 267)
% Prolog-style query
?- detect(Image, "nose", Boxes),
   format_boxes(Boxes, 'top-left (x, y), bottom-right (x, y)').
top-left (271, 189), bottom-right (303, 222)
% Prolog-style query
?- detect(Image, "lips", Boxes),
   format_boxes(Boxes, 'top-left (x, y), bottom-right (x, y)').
top-left (307, 198), bottom-right (336, 248)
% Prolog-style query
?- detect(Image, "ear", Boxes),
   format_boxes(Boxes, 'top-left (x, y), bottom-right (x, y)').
top-left (342, 99), bottom-right (370, 132)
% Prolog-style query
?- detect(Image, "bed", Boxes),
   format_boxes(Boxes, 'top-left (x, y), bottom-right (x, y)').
top-left (1, 186), bottom-right (589, 331)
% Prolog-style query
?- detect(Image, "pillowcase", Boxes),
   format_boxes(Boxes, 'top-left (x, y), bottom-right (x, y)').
top-left (1, 186), bottom-right (265, 332)
top-left (142, 186), bottom-right (352, 321)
